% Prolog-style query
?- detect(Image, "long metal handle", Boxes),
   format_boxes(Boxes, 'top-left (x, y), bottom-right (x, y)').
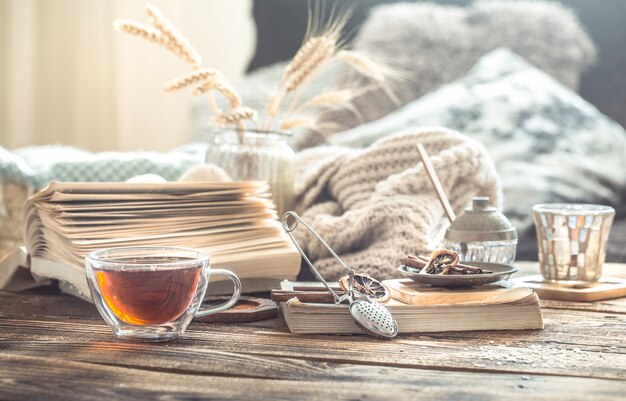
top-left (282, 211), bottom-right (354, 304)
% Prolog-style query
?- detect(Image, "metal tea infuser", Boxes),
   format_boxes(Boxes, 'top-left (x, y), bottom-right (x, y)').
top-left (282, 211), bottom-right (398, 339)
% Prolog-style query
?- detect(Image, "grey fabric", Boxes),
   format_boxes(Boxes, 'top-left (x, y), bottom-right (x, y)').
top-left (248, 0), bottom-right (626, 131)
top-left (330, 49), bottom-right (626, 245)
top-left (321, 0), bottom-right (597, 132)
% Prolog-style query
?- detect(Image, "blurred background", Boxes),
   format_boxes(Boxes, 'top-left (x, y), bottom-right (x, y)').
top-left (1, 0), bottom-right (625, 264)
top-left (1, 0), bottom-right (625, 152)
top-left (0, 0), bottom-right (255, 152)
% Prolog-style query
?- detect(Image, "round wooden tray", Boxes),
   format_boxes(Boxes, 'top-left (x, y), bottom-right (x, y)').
top-left (193, 296), bottom-right (278, 323)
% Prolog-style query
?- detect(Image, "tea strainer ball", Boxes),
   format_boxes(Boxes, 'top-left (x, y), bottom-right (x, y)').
top-left (282, 211), bottom-right (399, 340)
top-left (349, 299), bottom-right (398, 339)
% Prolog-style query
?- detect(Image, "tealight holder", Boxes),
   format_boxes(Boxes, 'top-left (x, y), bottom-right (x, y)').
top-left (532, 204), bottom-right (615, 282)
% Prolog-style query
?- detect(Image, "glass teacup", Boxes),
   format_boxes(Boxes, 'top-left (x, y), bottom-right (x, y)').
top-left (86, 246), bottom-right (241, 341)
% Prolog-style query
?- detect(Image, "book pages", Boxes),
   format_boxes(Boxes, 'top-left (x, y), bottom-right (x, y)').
top-left (23, 181), bottom-right (301, 298)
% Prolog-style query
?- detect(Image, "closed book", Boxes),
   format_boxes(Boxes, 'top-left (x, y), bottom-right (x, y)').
top-left (280, 279), bottom-right (543, 335)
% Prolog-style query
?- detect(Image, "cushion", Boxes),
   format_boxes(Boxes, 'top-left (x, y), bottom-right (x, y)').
top-left (331, 48), bottom-right (626, 250)
top-left (322, 0), bottom-right (597, 132)
top-left (0, 145), bottom-right (206, 189)
top-left (0, 144), bottom-right (207, 260)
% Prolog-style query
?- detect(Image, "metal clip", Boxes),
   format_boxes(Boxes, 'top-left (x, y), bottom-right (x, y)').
top-left (282, 211), bottom-right (357, 304)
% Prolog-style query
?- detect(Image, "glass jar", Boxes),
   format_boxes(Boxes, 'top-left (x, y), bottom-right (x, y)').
top-left (205, 128), bottom-right (295, 215)
top-left (444, 240), bottom-right (518, 265)
top-left (444, 197), bottom-right (518, 265)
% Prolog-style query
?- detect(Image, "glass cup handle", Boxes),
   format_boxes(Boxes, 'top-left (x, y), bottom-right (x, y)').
top-left (195, 268), bottom-right (242, 317)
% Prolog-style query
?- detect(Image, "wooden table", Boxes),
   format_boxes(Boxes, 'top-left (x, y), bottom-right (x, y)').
top-left (1, 263), bottom-right (625, 400)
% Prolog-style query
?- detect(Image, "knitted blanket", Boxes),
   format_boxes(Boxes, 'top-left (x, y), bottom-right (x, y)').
top-left (293, 128), bottom-right (501, 280)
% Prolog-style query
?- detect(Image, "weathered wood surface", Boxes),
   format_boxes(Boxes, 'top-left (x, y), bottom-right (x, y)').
top-left (0, 262), bottom-right (625, 400)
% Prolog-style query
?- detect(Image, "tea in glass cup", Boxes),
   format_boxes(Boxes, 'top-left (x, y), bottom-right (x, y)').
top-left (86, 246), bottom-right (241, 341)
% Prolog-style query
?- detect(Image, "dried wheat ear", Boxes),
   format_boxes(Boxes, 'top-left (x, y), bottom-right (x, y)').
top-left (264, 2), bottom-right (400, 133)
top-left (113, 3), bottom-right (255, 133)
top-left (114, 2), bottom-right (400, 136)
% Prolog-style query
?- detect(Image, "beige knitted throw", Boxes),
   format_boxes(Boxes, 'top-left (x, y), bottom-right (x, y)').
top-left (293, 127), bottom-right (502, 280)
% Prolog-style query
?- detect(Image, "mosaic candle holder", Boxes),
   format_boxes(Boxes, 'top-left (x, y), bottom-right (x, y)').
top-left (532, 204), bottom-right (615, 282)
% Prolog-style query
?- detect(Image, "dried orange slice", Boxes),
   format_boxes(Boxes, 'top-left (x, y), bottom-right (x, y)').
top-left (339, 273), bottom-right (391, 303)
top-left (420, 249), bottom-right (459, 275)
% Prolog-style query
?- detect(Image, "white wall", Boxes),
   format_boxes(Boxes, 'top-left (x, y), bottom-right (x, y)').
top-left (0, 0), bottom-right (255, 152)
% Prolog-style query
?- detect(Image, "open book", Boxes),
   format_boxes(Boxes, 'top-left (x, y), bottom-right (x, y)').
top-left (280, 279), bottom-right (543, 334)
top-left (3, 181), bottom-right (301, 299)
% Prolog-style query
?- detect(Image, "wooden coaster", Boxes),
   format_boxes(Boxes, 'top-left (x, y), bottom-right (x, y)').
top-left (193, 296), bottom-right (278, 323)
top-left (512, 275), bottom-right (626, 302)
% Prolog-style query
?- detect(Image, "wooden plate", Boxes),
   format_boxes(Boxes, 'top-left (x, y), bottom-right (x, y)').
top-left (193, 296), bottom-right (278, 323)
top-left (397, 261), bottom-right (518, 287)
top-left (512, 275), bottom-right (626, 302)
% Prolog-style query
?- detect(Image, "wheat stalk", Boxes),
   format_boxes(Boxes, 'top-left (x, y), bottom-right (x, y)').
top-left (214, 107), bottom-right (257, 125)
top-left (116, 2), bottom-right (398, 141)
top-left (284, 37), bottom-right (336, 92)
top-left (114, 4), bottom-right (256, 138)
top-left (281, 37), bottom-right (334, 88)
top-left (296, 85), bottom-right (374, 111)
top-left (281, 86), bottom-right (368, 125)
top-left (144, 4), bottom-right (220, 114)
top-left (144, 4), bottom-right (201, 69)
top-left (215, 106), bottom-right (257, 139)
top-left (191, 79), bottom-right (219, 96)
top-left (162, 68), bottom-right (223, 92)
top-left (274, 50), bottom-right (395, 130)
top-left (302, 89), bottom-right (354, 107)
top-left (113, 20), bottom-right (165, 46)
top-left (267, 94), bottom-right (283, 120)
top-left (279, 116), bottom-right (317, 130)
top-left (279, 115), bottom-right (344, 135)
top-left (264, 36), bottom-right (337, 127)
top-left (336, 50), bottom-right (385, 82)
top-left (336, 50), bottom-right (402, 105)
top-left (264, 2), bottom-right (352, 130)
top-left (214, 81), bottom-right (243, 109)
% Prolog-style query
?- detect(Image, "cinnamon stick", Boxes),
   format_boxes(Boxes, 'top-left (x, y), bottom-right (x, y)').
top-left (449, 266), bottom-right (468, 275)
top-left (416, 143), bottom-right (456, 223)
top-left (401, 254), bottom-right (427, 270)
top-left (293, 285), bottom-right (342, 292)
top-left (270, 289), bottom-right (338, 303)
top-left (407, 253), bottom-right (492, 274)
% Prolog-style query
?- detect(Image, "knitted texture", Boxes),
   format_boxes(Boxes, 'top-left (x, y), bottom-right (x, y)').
top-left (293, 127), bottom-right (501, 280)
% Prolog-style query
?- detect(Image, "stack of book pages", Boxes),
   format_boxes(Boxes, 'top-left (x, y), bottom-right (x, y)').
top-left (280, 279), bottom-right (543, 334)
top-left (6, 181), bottom-right (301, 300)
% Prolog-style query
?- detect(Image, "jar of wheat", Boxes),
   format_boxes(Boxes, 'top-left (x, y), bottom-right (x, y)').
top-left (206, 128), bottom-right (295, 215)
